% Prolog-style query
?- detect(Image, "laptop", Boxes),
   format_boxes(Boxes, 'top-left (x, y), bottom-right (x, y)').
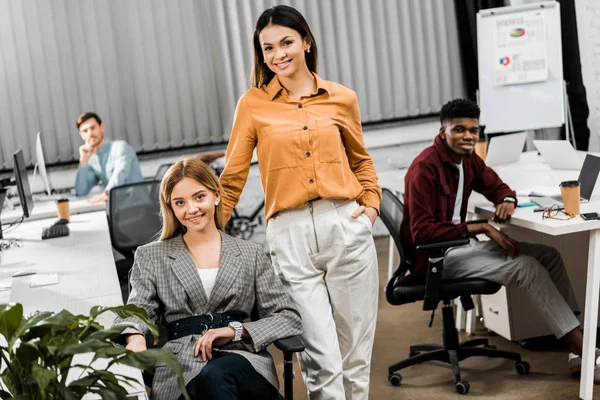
top-left (485, 132), bottom-right (527, 167)
top-left (533, 140), bottom-right (582, 170)
top-left (531, 154), bottom-right (600, 208)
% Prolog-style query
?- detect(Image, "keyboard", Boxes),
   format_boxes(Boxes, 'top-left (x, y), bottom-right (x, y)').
top-left (41, 224), bottom-right (70, 240)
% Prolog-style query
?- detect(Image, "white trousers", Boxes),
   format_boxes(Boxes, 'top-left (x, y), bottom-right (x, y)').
top-left (266, 199), bottom-right (379, 400)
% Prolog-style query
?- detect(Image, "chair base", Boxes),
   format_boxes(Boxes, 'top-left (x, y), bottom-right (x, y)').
top-left (388, 303), bottom-right (530, 394)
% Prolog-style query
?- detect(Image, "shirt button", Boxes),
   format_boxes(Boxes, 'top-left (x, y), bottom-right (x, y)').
top-left (303, 126), bottom-right (308, 130)
top-left (298, 104), bottom-right (303, 109)
top-left (309, 178), bottom-right (314, 184)
top-left (306, 151), bottom-right (311, 157)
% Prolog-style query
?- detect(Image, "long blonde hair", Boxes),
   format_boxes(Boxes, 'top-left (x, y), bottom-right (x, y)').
top-left (159, 157), bottom-right (225, 240)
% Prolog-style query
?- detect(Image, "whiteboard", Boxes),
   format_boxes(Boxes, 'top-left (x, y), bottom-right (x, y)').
top-left (477, 2), bottom-right (564, 134)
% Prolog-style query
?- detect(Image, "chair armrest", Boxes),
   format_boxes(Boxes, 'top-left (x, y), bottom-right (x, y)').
top-left (467, 219), bottom-right (487, 225)
top-left (417, 238), bottom-right (470, 257)
top-left (274, 335), bottom-right (305, 353)
top-left (418, 238), bottom-right (470, 311)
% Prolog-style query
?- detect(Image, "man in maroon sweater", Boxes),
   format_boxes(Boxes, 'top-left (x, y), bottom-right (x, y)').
top-left (400, 98), bottom-right (596, 378)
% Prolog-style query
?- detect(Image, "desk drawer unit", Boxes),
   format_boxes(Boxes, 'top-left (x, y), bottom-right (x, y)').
top-left (481, 287), bottom-right (512, 340)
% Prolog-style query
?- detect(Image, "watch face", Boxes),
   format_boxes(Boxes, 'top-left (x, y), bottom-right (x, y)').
top-left (230, 321), bottom-right (242, 328)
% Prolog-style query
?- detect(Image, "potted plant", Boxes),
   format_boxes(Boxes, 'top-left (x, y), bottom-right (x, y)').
top-left (0, 302), bottom-right (189, 399)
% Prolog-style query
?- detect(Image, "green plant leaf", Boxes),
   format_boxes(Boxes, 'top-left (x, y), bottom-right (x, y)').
top-left (59, 339), bottom-right (114, 357)
top-left (38, 309), bottom-right (78, 328)
top-left (31, 364), bottom-right (58, 395)
top-left (79, 369), bottom-right (129, 398)
top-left (0, 374), bottom-right (14, 396)
top-left (90, 388), bottom-right (120, 400)
top-left (52, 382), bottom-right (81, 400)
top-left (92, 304), bottom-right (159, 339)
top-left (115, 349), bottom-right (189, 400)
top-left (67, 374), bottom-right (98, 386)
top-left (90, 346), bottom-right (128, 362)
top-left (1, 304), bottom-right (188, 400)
top-left (14, 342), bottom-right (40, 369)
top-left (84, 325), bottom-right (130, 342)
top-left (0, 304), bottom-right (23, 343)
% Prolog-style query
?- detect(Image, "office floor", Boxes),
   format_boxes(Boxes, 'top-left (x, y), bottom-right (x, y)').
top-left (270, 236), bottom-right (600, 400)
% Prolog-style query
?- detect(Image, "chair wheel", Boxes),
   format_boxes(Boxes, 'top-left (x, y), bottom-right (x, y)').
top-left (455, 380), bottom-right (470, 394)
top-left (516, 361), bottom-right (530, 375)
top-left (388, 373), bottom-right (402, 386)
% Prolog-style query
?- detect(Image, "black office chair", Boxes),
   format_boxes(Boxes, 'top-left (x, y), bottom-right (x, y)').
top-left (155, 163), bottom-right (173, 181)
top-left (379, 188), bottom-right (530, 395)
top-left (134, 293), bottom-right (305, 400)
top-left (109, 180), bottom-right (162, 283)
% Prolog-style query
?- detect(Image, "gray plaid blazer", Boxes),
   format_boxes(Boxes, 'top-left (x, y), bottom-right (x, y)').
top-left (113, 232), bottom-right (302, 400)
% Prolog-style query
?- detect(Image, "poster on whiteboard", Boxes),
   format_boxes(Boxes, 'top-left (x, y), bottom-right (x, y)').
top-left (494, 9), bottom-right (548, 86)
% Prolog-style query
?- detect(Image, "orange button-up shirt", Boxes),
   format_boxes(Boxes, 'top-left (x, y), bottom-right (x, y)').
top-left (220, 73), bottom-right (382, 222)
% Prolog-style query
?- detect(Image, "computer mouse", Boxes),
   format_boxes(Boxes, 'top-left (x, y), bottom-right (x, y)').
top-left (12, 270), bottom-right (37, 277)
top-left (52, 218), bottom-right (69, 226)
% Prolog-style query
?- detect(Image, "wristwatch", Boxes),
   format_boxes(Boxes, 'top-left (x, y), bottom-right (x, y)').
top-left (229, 321), bottom-right (243, 342)
top-left (502, 196), bottom-right (517, 204)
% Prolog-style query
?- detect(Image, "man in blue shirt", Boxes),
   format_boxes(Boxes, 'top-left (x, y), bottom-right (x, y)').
top-left (74, 112), bottom-right (143, 203)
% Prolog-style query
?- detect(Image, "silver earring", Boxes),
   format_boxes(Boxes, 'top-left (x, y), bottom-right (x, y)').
top-left (306, 48), bottom-right (310, 53)
top-left (214, 201), bottom-right (219, 206)
top-left (263, 59), bottom-right (266, 63)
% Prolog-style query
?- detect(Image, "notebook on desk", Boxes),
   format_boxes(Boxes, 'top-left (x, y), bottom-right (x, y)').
top-left (530, 154), bottom-right (600, 208)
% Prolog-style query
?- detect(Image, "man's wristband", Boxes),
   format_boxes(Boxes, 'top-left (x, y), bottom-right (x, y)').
top-left (502, 196), bottom-right (517, 204)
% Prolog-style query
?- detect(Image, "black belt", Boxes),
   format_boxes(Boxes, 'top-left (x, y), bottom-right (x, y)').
top-left (166, 313), bottom-right (243, 341)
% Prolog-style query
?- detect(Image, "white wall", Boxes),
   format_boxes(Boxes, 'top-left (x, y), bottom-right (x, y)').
top-left (575, 0), bottom-right (600, 151)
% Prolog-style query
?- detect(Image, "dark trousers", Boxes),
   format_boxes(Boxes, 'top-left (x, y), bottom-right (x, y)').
top-left (179, 352), bottom-right (279, 400)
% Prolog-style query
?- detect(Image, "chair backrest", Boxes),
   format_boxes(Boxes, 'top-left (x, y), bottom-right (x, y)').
top-left (379, 188), bottom-right (407, 265)
top-left (154, 163), bottom-right (173, 181)
top-left (380, 188), bottom-right (419, 304)
top-left (109, 180), bottom-right (162, 255)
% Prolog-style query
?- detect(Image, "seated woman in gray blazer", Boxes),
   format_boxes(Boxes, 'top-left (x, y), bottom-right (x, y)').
top-left (113, 157), bottom-right (302, 400)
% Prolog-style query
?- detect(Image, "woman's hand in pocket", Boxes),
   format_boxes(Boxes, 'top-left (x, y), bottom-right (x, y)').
top-left (352, 205), bottom-right (377, 226)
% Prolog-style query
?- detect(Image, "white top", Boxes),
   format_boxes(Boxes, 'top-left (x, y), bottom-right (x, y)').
top-left (198, 268), bottom-right (220, 298)
top-left (452, 163), bottom-right (464, 225)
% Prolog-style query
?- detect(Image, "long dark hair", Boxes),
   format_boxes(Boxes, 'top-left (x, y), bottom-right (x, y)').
top-left (251, 5), bottom-right (318, 88)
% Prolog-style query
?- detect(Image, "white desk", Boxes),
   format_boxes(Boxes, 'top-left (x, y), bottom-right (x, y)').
top-left (1, 196), bottom-right (105, 225)
top-left (474, 204), bottom-right (600, 400)
top-left (378, 151), bottom-right (600, 400)
top-left (0, 211), bottom-right (146, 398)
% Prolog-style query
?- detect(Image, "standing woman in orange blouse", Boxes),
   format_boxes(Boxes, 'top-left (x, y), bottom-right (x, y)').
top-left (219, 5), bottom-right (382, 399)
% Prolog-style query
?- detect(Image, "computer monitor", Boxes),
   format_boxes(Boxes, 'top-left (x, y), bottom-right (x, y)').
top-left (13, 149), bottom-right (34, 218)
top-left (33, 132), bottom-right (53, 195)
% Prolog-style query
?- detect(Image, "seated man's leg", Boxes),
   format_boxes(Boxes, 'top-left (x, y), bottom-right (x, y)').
top-left (443, 240), bottom-right (580, 340)
top-left (517, 242), bottom-right (579, 313)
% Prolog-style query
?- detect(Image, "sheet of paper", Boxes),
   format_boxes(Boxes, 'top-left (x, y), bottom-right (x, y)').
top-left (516, 186), bottom-right (561, 197)
top-left (29, 273), bottom-right (59, 288)
top-left (494, 9), bottom-right (548, 86)
top-left (0, 280), bottom-right (11, 291)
